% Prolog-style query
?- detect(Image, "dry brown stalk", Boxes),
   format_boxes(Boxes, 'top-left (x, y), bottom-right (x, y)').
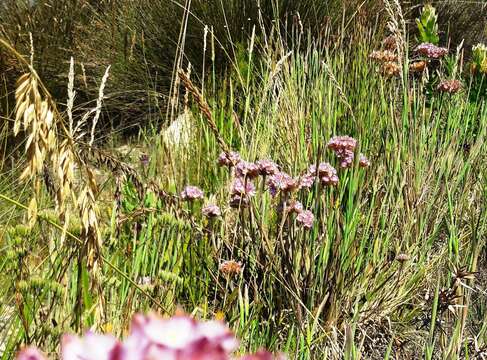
top-left (177, 69), bottom-right (229, 153)
top-left (14, 72), bottom-right (57, 227)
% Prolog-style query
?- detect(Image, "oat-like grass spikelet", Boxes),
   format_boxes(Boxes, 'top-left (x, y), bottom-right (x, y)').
top-left (89, 65), bottom-right (111, 146)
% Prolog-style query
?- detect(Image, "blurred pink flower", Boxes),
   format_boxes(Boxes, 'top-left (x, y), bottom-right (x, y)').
top-left (16, 348), bottom-right (46, 360)
top-left (180, 186), bottom-right (204, 201)
top-left (121, 313), bottom-right (238, 360)
top-left (416, 43), bottom-right (448, 59)
top-left (296, 210), bottom-right (314, 229)
top-left (202, 204), bottom-right (221, 218)
top-left (16, 313), bottom-right (285, 360)
top-left (218, 151), bottom-right (241, 167)
top-left (62, 333), bottom-right (120, 360)
top-left (256, 159), bottom-right (279, 176)
top-left (240, 350), bottom-right (286, 360)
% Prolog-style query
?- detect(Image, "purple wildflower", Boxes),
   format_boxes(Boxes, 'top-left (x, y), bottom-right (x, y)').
top-left (235, 160), bottom-right (260, 179)
top-left (230, 178), bottom-right (255, 209)
top-left (416, 43), bottom-right (448, 59)
top-left (296, 210), bottom-right (314, 229)
top-left (256, 159), bottom-right (279, 176)
top-left (180, 186), bottom-right (204, 201)
top-left (218, 151), bottom-right (241, 167)
top-left (202, 204), bottom-right (221, 218)
top-left (338, 151), bottom-right (354, 168)
top-left (267, 172), bottom-right (298, 197)
top-left (336, 152), bottom-right (370, 168)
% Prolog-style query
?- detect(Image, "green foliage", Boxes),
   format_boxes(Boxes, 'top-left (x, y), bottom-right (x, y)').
top-left (467, 43), bottom-right (487, 100)
top-left (416, 4), bottom-right (439, 45)
top-left (471, 43), bottom-right (487, 74)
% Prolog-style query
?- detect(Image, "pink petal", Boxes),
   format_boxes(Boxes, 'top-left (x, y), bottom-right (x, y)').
top-left (16, 347), bottom-right (47, 360)
top-left (61, 332), bottom-right (120, 360)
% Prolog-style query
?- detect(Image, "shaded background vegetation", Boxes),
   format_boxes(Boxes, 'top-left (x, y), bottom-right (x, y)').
top-left (3, 0), bottom-right (383, 134)
top-left (1, 0), bottom-right (485, 134)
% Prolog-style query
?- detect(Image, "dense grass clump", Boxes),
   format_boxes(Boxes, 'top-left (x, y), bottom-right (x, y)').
top-left (1, 1), bottom-right (487, 359)
top-left (1, 0), bottom-right (383, 133)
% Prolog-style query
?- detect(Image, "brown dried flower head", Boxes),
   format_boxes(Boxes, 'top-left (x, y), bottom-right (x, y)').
top-left (437, 79), bottom-right (462, 94)
top-left (381, 61), bottom-right (400, 77)
top-left (409, 60), bottom-right (427, 73)
top-left (395, 253), bottom-right (410, 263)
top-left (219, 260), bottom-right (242, 276)
top-left (369, 50), bottom-right (398, 63)
top-left (382, 35), bottom-right (398, 51)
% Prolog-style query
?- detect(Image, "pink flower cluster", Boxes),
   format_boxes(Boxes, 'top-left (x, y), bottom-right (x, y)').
top-left (306, 163), bottom-right (339, 186)
top-left (296, 210), bottom-right (314, 229)
top-left (327, 136), bottom-right (370, 168)
top-left (415, 43), bottom-right (448, 59)
top-left (202, 204), bottom-right (221, 218)
top-left (17, 314), bottom-right (284, 360)
top-left (216, 136), bottom-right (367, 228)
top-left (230, 178), bottom-right (256, 208)
top-left (218, 151), bottom-right (242, 168)
top-left (276, 200), bottom-right (314, 230)
top-left (235, 161), bottom-right (260, 179)
top-left (255, 160), bottom-right (279, 176)
top-left (180, 186), bottom-right (204, 201)
top-left (267, 172), bottom-right (298, 198)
